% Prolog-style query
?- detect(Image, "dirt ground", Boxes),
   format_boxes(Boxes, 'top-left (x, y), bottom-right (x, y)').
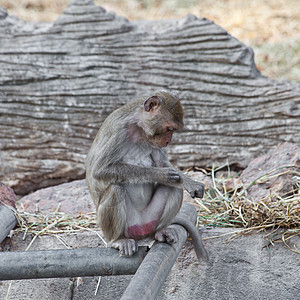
top-left (0, 0), bottom-right (299, 81)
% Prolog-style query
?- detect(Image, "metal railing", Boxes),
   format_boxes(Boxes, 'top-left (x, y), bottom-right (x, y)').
top-left (0, 203), bottom-right (197, 299)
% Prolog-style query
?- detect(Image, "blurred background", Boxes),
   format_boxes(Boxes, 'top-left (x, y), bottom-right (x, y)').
top-left (0, 0), bottom-right (299, 82)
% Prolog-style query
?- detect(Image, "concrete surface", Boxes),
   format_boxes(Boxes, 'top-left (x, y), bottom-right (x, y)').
top-left (1, 227), bottom-right (299, 300)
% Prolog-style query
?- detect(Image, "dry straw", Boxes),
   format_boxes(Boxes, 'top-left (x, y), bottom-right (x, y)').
top-left (195, 164), bottom-right (300, 254)
top-left (14, 208), bottom-right (101, 240)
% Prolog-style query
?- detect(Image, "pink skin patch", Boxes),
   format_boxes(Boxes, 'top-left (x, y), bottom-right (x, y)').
top-left (127, 220), bottom-right (157, 239)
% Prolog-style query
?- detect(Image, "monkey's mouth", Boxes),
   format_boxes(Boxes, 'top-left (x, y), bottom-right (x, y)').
top-left (149, 141), bottom-right (167, 149)
top-left (149, 132), bottom-right (173, 148)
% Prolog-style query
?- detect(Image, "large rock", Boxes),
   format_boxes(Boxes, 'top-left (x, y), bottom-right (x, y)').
top-left (17, 179), bottom-right (94, 213)
top-left (0, 182), bottom-right (17, 244)
top-left (0, 182), bottom-right (16, 208)
top-left (0, 0), bottom-right (299, 195)
top-left (241, 142), bottom-right (300, 201)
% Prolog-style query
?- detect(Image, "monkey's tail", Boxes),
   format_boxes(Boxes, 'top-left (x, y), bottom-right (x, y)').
top-left (172, 216), bottom-right (209, 263)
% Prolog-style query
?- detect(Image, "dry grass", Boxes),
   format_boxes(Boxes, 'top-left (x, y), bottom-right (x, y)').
top-left (197, 165), bottom-right (300, 228)
top-left (15, 210), bottom-right (98, 236)
top-left (13, 208), bottom-right (104, 249)
top-left (0, 0), bottom-right (299, 81)
top-left (195, 164), bottom-right (300, 253)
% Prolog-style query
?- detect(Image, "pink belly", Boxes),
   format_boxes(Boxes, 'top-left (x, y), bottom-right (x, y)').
top-left (127, 220), bottom-right (157, 239)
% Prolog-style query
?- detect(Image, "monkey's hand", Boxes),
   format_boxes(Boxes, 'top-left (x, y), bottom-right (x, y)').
top-left (167, 168), bottom-right (182, 183)
top-left (110, 239), bottom-right (138, 257)
top-left (155, 226), bottom-right (179, 244)
top-left (183, 178), bottom-right (205, 198)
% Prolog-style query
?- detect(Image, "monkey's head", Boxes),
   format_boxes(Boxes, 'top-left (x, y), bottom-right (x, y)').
top-left (140, 91), bottom-right (184, 148)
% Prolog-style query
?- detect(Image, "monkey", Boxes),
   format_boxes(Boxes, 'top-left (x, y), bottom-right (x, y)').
top-left (86, 91), bottom-right (208, 262)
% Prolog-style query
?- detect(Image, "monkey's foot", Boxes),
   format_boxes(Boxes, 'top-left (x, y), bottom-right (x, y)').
top-left (154, 227), bottom-right (179, 244)
top-left (110, 239), bottom-right (138, 257)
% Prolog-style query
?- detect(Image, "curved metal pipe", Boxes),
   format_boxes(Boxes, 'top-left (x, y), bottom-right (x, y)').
top-left (0, 202), bottom-right (200, 300)
top-left (121, 203), bottom-right (198, 300)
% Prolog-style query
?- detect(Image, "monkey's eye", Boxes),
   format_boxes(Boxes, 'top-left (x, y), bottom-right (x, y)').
top-left (167, 127), bottom-right (175, 131)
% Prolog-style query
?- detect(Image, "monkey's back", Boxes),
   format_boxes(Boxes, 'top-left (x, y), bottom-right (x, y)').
top-left (85, 99), bottom-right (143, 206)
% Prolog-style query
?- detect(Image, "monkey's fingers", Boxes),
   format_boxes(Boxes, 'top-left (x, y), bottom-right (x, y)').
top-left (167, 169), bottom-right (181, 183)
top-left (194, 188), bottom-right (204, 198)
top-left (165, 227), bottom-right (179, 244)
top-left (114, 239), bottom-right (138, 257)
top-left (155, 227), bottom-right (179, 244)
top-left (189, 185), bottom-right (205, 198)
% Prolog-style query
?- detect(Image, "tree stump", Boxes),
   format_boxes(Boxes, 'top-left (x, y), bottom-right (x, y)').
top-left (0, 0), bottom-right (299, 195)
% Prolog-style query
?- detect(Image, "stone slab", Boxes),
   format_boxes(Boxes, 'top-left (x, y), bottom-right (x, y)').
top-left (1, 227), bottom-right (299, 300)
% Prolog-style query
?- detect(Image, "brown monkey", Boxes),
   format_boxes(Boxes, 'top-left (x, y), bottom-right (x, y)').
top-left (86, 91), bottom-right (208, 261)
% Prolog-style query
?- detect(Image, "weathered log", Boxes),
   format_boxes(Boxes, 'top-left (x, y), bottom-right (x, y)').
top-left (0, 0), bottom-right (299, 195)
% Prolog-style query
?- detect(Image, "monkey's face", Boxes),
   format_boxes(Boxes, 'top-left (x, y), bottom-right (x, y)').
top-left (141, 92), bottom-right (184, 148)
top-left (147, 126), bottom-right (177, 148)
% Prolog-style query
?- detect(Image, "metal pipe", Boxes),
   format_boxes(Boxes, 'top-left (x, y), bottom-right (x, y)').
top-left (121, 203), bottom-right (197, 300)
top-left (0, 205), bottom-right (17, 244)
top-left (0, 202), bottom-right (197, 293)
top-left (0, 246), bottom-right (147, 280)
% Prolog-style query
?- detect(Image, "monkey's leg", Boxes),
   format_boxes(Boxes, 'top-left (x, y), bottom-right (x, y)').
top-left (121, 184), bottom-right (181, 242)
top-left (153, 185), bottom-right (183, 244)
top-left (108, 185), bottom-right (182, 256)
top-left (153, 187), bottom-right (209, 262)
top-left (98, 184), bottom-right (139, 257)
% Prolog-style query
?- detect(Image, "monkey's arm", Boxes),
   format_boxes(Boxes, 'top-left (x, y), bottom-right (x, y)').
top-left (93, 162), bottom-right (181, 186)
top-left (152, 150), bottom-right (205, 198)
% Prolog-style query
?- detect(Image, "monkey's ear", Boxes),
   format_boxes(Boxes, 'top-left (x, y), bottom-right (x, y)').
top-left (144, 96), bottom-right (161, 112)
